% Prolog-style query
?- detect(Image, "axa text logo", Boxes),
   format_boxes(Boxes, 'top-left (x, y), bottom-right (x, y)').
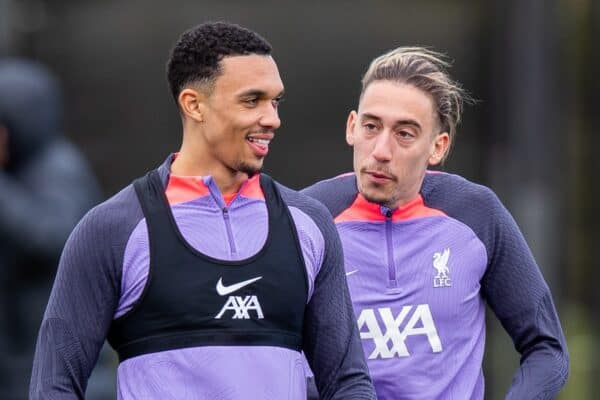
top-left (357, 304), bottom-right (442, 359)
top-left (215, 276), bottom-right (264, 319)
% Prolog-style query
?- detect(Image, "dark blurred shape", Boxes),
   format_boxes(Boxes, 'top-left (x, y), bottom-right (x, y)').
top-left (0, 59), bottom-right (102, 399)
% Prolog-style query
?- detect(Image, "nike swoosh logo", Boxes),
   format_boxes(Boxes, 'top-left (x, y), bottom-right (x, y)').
top-left (346, 269), bottom-right (359, 276)
top-left (216, 276), bottom-right (262, 296)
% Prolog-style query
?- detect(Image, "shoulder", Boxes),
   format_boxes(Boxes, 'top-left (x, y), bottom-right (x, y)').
top-left (83, 184), bottom-right (143, 234)
top-left (421, 171), bottom-right (506, 221)
top-left (273, 180), bottom-right (341, 250)
top-left (67, 185), bottom-right (143, 255)
top-left (275, 181), bottom-right (334, 224)
top-left (300, 173), bottom-right (358, 217)
top-left (422, 171), bottom-right (519, 262)
top-left (51, 183), bottom-right (145, 304)
top-left (422, 171), bottom-right (499, 205)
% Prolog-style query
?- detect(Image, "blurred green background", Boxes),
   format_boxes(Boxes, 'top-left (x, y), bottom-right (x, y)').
top-left (1, 0), bottom-right (597, 398)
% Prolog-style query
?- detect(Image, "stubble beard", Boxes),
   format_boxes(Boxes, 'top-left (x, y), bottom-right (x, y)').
top-left (361, 184), bottom-right (400, 210)
top-left (237, 160), bottom-right (262, 178)
top-left (358, 165), bottom-right (400, 209)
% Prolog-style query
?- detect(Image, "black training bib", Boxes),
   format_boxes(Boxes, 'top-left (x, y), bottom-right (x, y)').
top-left (107, 170), bottom-right (308, 361)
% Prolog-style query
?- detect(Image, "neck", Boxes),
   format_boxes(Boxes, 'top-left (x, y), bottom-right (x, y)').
top-left (170, 149), bottom-right (248, 195)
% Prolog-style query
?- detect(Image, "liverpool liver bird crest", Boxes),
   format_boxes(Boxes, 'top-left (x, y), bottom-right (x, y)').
top-left (433, 248), bottom-right (451, 279)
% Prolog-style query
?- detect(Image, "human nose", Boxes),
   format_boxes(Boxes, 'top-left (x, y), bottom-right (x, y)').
top-left (371, 130), bottom-right (392, 162)
top-left (260, 102), bottom-right (281, 129)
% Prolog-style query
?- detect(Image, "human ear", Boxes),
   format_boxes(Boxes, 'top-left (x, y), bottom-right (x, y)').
top-left (428, 132), bottom-right (450, 165)
top-left (178, 88), bottom-right (206, 123)
top-left (346, 111), bottom-right (357, 146)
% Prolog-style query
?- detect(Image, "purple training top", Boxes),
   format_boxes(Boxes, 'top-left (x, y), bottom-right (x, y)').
top-left (302, 172), bottom-right (568, 400)
top-left (29, 156), bottom-right (375, 400)
top-left (114, 171), bottom-right (321, 399)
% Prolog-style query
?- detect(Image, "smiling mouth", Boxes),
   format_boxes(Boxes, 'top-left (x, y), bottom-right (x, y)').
top-left (246, 133), bottom-right (273, 157)
top-left (247, 137), bottom-right (271, 145)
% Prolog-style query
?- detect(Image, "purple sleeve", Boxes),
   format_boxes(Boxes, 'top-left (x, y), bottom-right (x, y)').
top-left (29, 186), bottom-right (142, 399)
top-left (477, 190), bottom-right (569, 399)
top-left (278, 185), bottom-right (376, 400)
top-left (421, 173), bottom-right (569, 399)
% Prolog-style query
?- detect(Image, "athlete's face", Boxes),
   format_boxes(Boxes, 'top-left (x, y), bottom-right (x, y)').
top-left (200, 54), bottom-right (284, 176)
top-left (347, 81), bottom-right (449, 209)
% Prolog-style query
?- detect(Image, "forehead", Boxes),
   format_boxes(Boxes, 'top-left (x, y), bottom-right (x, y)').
top-left (214, 54), bottom-right (284, 96)
top-left (359, 81), bottom-right (437, 127)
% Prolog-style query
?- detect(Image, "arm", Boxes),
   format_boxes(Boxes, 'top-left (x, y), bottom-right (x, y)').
top-left (0, 140), bottom-right (100, 261)
top-left (480, 191), bottom-right (569, 399)
top-left (29, 205), bottom-right (122, 399)
top-left (302, 204), bottom-right (375, 400)
top-left (421, 173), bottom-right (569, 399)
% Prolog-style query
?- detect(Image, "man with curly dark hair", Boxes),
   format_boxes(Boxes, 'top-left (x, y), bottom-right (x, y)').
top-left (30, 22), bottom-right (375, 400)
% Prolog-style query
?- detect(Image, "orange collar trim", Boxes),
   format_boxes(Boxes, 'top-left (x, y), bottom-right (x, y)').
top-left (165, 174), bottom-right (264, 205)
top-left (335, 193), bottom-right (446, 223)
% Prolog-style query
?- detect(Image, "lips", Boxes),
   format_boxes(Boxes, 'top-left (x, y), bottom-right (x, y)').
top-left (246, 132), bottom-right (274, 157)
top-left (366, 170), bottom-right (392, 179)
top-left (368, 171), bottom-right (391, 179)
top-left (364, 170), bottom-right (394, 184)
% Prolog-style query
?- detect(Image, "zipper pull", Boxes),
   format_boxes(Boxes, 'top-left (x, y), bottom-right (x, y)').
top-left (380, 205), bottom-right (393, 218)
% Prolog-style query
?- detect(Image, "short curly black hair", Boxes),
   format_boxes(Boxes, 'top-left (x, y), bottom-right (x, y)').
top-left (166, 22), bottom-right (272, 101)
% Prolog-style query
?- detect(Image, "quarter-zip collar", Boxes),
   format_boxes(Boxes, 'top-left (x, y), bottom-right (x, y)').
top-left (203, 175), bottom-right (239, 209)
top-left (334, 192), bottom-right (444, 223)
top-left (165, 173), bottom-right (264, 207)
top-left (162, 160), bottom-right (265, 258)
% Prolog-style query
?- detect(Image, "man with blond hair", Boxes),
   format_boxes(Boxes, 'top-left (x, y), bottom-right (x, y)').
top-left (303, 47), bottom-right (569, 399)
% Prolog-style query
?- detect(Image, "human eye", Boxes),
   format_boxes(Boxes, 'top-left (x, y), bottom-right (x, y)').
top-left (362, 121), bottom-right (379, 137)
top-left (243, 97), bottom-right (259, 107)
top-left (272, 95), bottom-right (284, 107)
top-left (363, 122), bottom-right (377, 130)
top-left (396, 129), bottom-right (416, 140)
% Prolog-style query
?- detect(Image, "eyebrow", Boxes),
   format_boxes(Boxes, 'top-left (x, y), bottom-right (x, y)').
top-left (361, 112), bottom-right (422, 130)
top-left (238, 89), bottom-right (285, 99)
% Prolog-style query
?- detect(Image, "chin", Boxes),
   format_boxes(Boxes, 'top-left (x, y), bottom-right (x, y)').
top-left (361, 189), bottom-right (393, 207)
top-left (358, 180), bottom-right (387, 202)
top-left (238, 161), bottom-right (263, 176)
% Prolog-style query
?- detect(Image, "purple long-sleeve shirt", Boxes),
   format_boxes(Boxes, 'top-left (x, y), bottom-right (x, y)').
top-left (29, 156), bottom-right (375, 400)
top-left (302, 171), bottom-right (569, 400)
